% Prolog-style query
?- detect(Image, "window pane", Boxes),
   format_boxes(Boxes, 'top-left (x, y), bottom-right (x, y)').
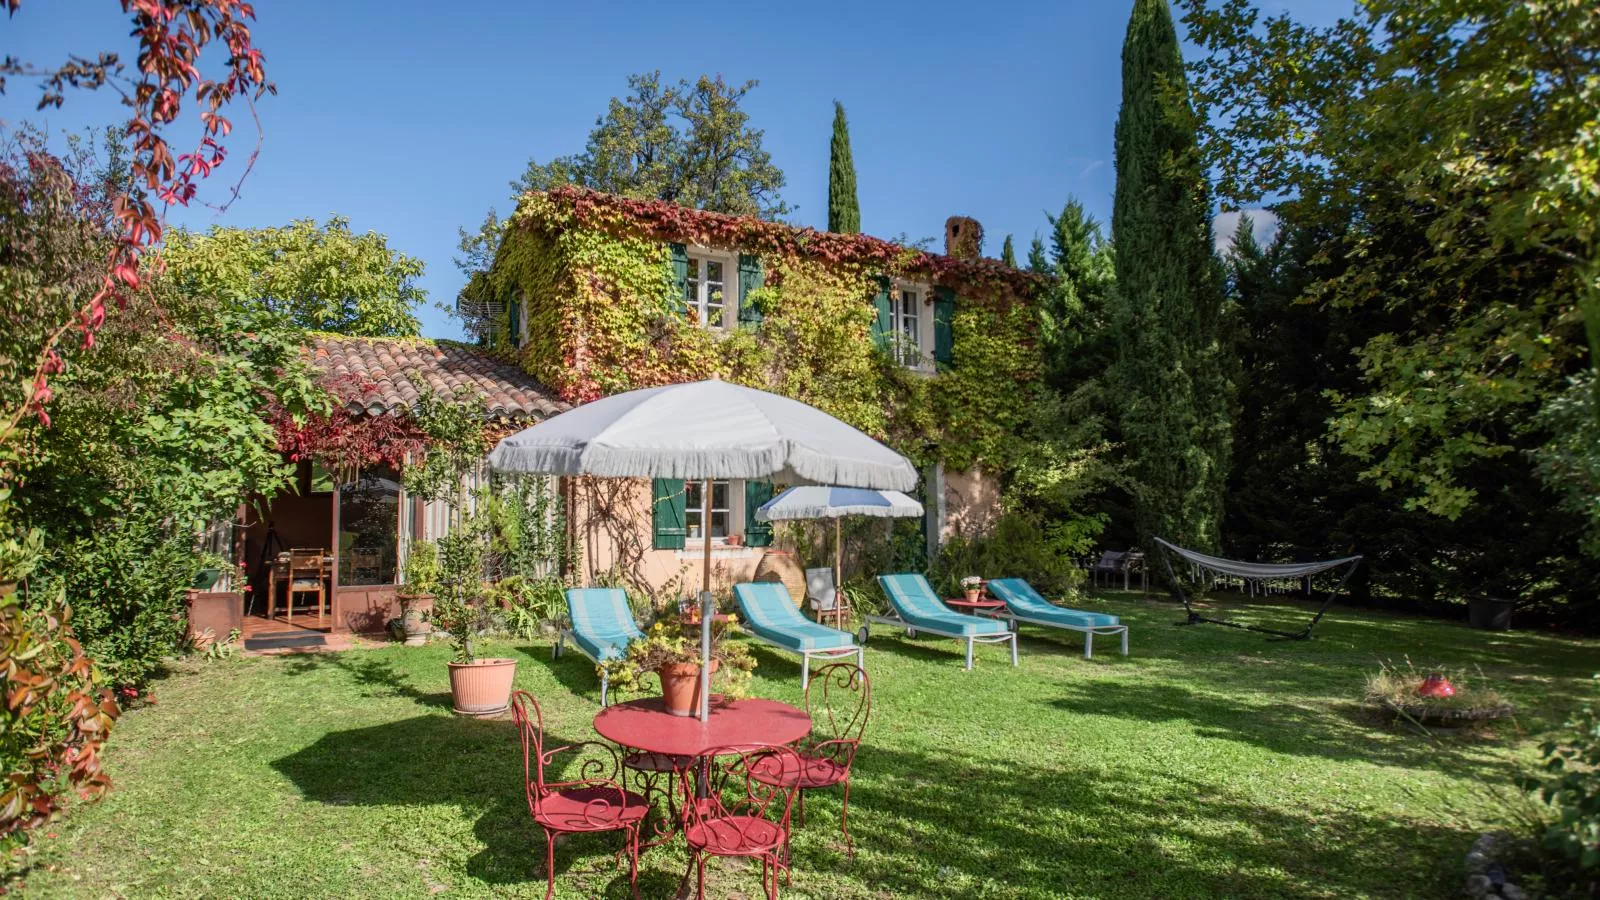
top-left (338, 465), bottom-right (400, 585)
top-left (710, 510), bottom-right (729, 537)
top-left (711, 481), bottom-right (728, 509)
top-left (706, 286), bottom-right (724, 326)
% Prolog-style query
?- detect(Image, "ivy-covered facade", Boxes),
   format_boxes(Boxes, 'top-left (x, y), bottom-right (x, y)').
top-left (466, 187), bottom-right (1044, 593)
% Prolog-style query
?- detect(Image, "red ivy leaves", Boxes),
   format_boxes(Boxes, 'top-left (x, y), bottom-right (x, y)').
top-left (536, 186), bottom-right (1047, 299)
top-left (267, 374), bottom-right (426, 476)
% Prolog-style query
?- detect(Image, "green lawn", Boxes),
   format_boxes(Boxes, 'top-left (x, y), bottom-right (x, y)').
top-left (14, 593), bottom-right (1598, 899)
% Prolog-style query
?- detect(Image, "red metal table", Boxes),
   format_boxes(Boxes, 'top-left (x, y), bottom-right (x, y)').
top-left (594, 697), bottom-right (811, 758)
top-left (594, 697), bottom-right (811, 855)
top-left (945, 597), bottom-right (1006, 614)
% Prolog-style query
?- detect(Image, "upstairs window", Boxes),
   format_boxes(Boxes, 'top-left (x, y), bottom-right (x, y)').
top-left (684, 252), bottom-right (731, 329)
top-left (893, 286), bottom-right (924, 367)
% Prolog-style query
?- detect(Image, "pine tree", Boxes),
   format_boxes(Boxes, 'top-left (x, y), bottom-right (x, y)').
top-left (1001, 234), bottom-right (1017, 267)
top-left (1026, 236), bottom-right (1049, 273)
top-left (1109, 0), bottom-right (1231, 553)
top-left (827, 101), bottom-right (861, 234)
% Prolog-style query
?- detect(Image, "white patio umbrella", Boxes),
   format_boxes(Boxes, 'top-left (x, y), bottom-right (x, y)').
top-left (488, 377), bottom-right (917, 719)
top-left (755, 486), bottom-right (924, 607)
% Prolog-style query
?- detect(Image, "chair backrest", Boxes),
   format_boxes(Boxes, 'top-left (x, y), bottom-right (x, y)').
top-left (288, 549), bottom-right (323, 575)
top-left (566, 588), bottom-right (639, 637)
top-left (733, 581), bottom-right (807, 630)
top-left (510, 689), bottom-right (549, 807)
top-left (987, 577), bottom-right (1048, 609)
top-left (679, 743), bottom-right (801, 838)
top-left (510, 689), bottom-right (628, 824)
top-left (1094, 550), bottom-right (1126, 569)
top-left (877, 573), bottom-right (943, 617)
top-left (804, 663), bottom-right (870, 767)
top-left (805, 567), bottom-right (837, 608)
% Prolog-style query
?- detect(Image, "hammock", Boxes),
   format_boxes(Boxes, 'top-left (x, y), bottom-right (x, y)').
top-left (1155, 538), bottom-right (1363, 640)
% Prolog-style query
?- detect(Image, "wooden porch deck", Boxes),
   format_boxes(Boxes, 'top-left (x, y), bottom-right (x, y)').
top-left (239, 614), bottom-right (369, 655)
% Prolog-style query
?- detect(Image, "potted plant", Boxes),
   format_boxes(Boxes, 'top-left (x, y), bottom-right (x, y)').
top-left (961, 575), bottom-right (984, 602)
top-left (397, 539), bottom-right (440, 646)
top-left (602, 611), bottom-right (756, 716)
top-left (434, 516), bottom-right (518, 717)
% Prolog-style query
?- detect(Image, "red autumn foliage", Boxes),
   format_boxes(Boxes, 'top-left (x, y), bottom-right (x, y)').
top-left (267, 374), bottom-right (426, 476)
top-left (0, 0), bottom-right (274, 443)
top-left (536, 186), bottom-right (1046, 298)
top-left (0, 592), bottom-right (120, 844)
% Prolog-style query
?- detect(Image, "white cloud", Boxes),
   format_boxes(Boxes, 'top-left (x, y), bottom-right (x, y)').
top-left (1213, 209), bottom-right (1281, 257)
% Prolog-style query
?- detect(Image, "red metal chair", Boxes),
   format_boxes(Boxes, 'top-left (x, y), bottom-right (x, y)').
top-left (510, 690), bottom-right (649, 900)
top-left (677, 744), bottom-right (803, 900)
top-left (748, 662), bottom-right (870, 858)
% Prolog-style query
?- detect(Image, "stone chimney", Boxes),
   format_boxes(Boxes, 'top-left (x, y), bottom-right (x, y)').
top-left (944, 216), bottom-right (983, 260)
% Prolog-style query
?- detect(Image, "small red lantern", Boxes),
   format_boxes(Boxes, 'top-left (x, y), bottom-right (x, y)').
top-left (1418, 673), bottom-right (1456, 698)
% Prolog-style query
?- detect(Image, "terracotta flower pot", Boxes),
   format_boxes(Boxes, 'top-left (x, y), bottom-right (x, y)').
top-left (658, 659), bottom-right (719, 717)
top-left (964, 587), bottom-right (982, 602)
top-left (447, 658), bottom-right (518, 717)
top-left (398, 594), bottom-right (434, 647)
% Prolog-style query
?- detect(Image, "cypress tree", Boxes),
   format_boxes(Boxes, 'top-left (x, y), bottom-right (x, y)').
top-left (827, 101), bottom-right (861, 233)
top-left (1109, 0), bottom-right (1231, 553)
top-left (1001, 234), bottom-right (1017, 267)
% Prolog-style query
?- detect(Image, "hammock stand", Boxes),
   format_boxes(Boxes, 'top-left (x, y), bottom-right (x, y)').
top-left (1156, 538), bottom-right (1363, 640)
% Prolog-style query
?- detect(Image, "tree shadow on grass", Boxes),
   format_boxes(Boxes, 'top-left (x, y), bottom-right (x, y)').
top-left (822, 742), bottom-right (1470, 899)
top-left (1046, 676), bottom-right (1514, 778)
top-left (272, 714), bottom-right (660, 898)
top-left (269, 708), bottom-right (1475, 899)
top-left (278, 652), bottom-right (454, 710)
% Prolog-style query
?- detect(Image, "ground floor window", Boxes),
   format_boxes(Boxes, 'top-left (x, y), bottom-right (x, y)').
top-left (339, 465), bottom-right (400, 585)
top-left (685, 479), bottom-right (730, 540)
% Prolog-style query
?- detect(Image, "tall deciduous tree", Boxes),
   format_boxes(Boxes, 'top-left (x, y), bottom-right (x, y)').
top-left (162, 217), bottom-right (426, 337)
top-left (1110, 0), bottom-right (1231, 553)
top-left (514, 71), bottom-right (789, 220)
top-left (827, 101), bottom-right (861, 234)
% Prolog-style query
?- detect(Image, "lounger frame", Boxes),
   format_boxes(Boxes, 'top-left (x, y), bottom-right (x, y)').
top-left (859, 612), bottom-right (1017, 670)
top-left (743, 629), bottom-right (864, 690)
top-left (978, 608), bottom-right (1128, 659)
top-left (552, 629), bottom-right (622, 707)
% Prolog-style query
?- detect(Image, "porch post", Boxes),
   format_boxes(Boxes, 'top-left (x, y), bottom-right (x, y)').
top-left (329, 477), bottom-right (341, 631)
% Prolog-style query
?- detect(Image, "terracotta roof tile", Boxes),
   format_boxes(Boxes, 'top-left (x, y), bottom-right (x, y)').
top-left (306, 336), bottom-right (568, 421)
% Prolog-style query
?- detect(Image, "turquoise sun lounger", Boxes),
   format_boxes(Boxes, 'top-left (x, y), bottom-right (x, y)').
top-left (865, 573), bottom-right (1017, 670)
top-left (985, 578), bottom-right (1129, 659)
top-left (732, 582), bottom-right (863, 689)
top-left (553, 587), bottom-right (645, 706)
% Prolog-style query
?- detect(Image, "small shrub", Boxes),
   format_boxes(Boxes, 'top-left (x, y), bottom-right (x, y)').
top-left (39, 520), bottom-right (195, 687)
top-left (1363, 658), bottom-right (1507, 714)
top-left (1, 588), bottom-right (119, 850)
top-left (928, 512), bottom-right (1080, 597)
top-left (1528, 676), bottom-right (1600, 871)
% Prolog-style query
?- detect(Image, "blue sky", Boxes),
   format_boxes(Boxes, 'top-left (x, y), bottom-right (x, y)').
top-left (4, 0), bottom-right (1342, 339)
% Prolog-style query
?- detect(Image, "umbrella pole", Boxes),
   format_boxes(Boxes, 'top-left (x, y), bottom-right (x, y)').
top-left (834, 517), bottom-right (843, 628)
top-left (700, 478), bottom-right (713, 722)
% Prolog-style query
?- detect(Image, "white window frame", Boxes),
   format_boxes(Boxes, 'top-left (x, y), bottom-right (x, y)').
top-left (892, 280), bottom-right (935, 371)
top-left (685, 478), bottom-right (747, 547)
top-left (684, 247), bottom-right (737, 331)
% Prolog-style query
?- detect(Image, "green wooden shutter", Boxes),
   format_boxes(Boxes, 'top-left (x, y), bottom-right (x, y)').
top-left (933, 286), bottom-right (955, 366)
top-left (507, 293), bottom-right (522, 348)
top-left (743, 480), bottom-right (775, 547)
top-left (737, 254), bottom-right (764, 325)
top-left (871, 276), bottom-right (893, 349)
top-left (669, 243), bottom-right (690, 316)
top-left (652, 478), bottom-right (687, 550)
